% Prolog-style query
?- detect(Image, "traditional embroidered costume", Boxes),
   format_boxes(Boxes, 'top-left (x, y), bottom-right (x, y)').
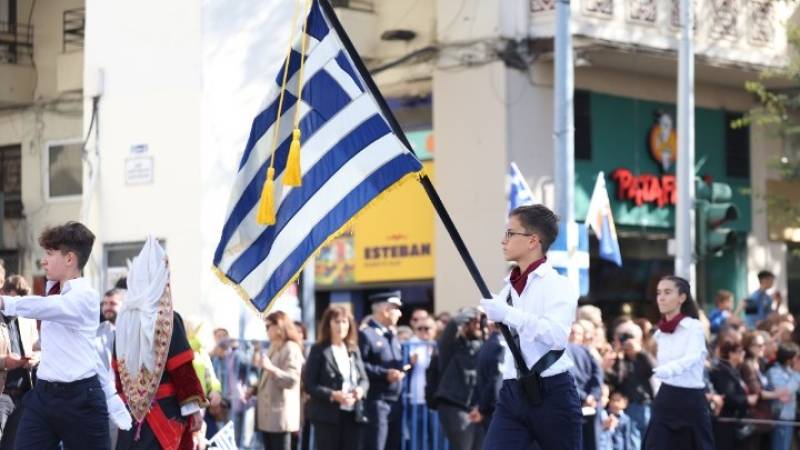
top-left (113, 238), bottom-right (206, 450)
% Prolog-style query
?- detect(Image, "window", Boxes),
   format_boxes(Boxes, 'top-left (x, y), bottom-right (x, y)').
top-left (725, 113), bottom-right (750, 178)
top-left (575, 90), bottom-right (592, 160)
top-left (330, 0), bottom-right (374, 12)
top-left (0, 251), bottom-right (19, 275)
top-left (0, 144), bottom-right (22, 218)
top-left (103, 240), bottom-right (166, 291)
top-left (45, 140), bottom-right (83, 199)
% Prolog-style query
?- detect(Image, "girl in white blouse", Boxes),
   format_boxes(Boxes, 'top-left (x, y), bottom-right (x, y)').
top-left (643, 276), bottom-right (714, 450)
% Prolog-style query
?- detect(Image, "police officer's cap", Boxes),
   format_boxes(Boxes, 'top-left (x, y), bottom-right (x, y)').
top-left (368, 290), bottom-right (402, 307)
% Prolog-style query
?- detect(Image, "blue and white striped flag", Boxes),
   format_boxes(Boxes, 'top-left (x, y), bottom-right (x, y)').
top-left (213, 0), bottom-right (423, 312)
top-left (585, 172), bottom-right (622, 266)
top-left (507, 162), bottom-right (536, 213)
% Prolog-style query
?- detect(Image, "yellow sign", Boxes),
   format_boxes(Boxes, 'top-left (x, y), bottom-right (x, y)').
top-left (353, 161), bottom-right (435, 283)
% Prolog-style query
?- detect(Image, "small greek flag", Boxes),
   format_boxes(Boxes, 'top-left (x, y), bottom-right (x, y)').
top-left (207, 421), bottom-right (237, 450)
top-left (585, 172), bottom-right (622, 266)
top-left (507, 162), bottom-right (536, 213)
top-left (213, 0), bottom-right (423, 312)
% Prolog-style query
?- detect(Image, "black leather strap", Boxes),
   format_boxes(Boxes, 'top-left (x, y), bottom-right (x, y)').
top-left (532, 349), bottom-right (564, 375)
top-left (504, 292), bottom-right (564, 376)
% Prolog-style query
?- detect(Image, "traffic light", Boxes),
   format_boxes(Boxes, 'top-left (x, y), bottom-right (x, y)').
top-left (695, 180), bottom-right (740, 256)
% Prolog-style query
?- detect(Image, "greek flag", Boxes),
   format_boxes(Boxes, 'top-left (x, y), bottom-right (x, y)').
top-left (507, 162), bottom-right (536, 213)
top-left (213, 0), bottom-right (423, 312)
top-left (585, 171), bottom-right (622, 266)
top-left (207, 421), bottom-right (236, 450)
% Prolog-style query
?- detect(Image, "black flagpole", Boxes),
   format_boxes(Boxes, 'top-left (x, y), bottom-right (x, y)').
top-left (319, 0), bottom-right (524, 355)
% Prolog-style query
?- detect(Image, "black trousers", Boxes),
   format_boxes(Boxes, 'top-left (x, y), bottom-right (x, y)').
top-left (483, 372), bottom-right (582, 450)
top-left (14, 375), bottom-right (110, 450)
top-left (643, 384), bottom-right (714, 450)
top-left (262, 431), bottom-right (292, 450)
top-left (313, 411), bottom-right (363, 450)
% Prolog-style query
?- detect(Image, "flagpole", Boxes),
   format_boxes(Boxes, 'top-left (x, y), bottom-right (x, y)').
top-left (319, 0), bottom-right (498, 301)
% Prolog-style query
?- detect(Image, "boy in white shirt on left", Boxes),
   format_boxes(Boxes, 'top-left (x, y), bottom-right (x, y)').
top-left (0, 221), bottom-right (131, 449)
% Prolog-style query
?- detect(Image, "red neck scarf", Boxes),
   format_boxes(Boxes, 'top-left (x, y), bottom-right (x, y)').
top-left (658, 313), bottom-right (685, 333)
top-left (47, 282), bottom-right (61, 296)
top-left (509, 257), bottom-right (546, 295)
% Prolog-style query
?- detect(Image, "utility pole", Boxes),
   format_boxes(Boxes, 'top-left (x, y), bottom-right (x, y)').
top-left (675, 0), bottom-right (696, 291)
top-left (553, 0), bottom-right (574, 224)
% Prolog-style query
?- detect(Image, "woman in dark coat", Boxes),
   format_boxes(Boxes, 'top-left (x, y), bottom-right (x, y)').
top-left (303, 306), bottom-right (369, 450)
top-left (710, 337), bottom-right (756, 450)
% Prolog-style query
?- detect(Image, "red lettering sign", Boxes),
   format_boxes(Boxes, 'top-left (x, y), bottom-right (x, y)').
top-left (611, 168), bottom-right (677, 208)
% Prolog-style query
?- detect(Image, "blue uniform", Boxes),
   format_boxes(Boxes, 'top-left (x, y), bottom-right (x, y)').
top-left (359, 319), bottom-right (403, 450)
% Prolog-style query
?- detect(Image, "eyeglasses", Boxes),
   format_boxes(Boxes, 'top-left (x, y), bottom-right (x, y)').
top-left (504, 230), bottom-right (533, 240)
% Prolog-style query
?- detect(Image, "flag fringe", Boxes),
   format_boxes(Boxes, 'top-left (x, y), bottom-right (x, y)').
top-left (212, 169), bottom-right (426, 317)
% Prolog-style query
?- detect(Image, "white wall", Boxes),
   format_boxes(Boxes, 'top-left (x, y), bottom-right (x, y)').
top-left (83, 0), bottom-right (204, 316)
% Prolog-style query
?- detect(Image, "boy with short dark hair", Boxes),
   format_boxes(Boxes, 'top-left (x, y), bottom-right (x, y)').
top-left (745, 270), bottom-right (780, 329)
top-left (0, 221), bottom-right (131, 449)
top-left (480, 204), bottom-right (581, 449)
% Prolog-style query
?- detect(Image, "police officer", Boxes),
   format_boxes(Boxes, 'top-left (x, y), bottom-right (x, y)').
top-left (359, 291), bottom-right (404, 450)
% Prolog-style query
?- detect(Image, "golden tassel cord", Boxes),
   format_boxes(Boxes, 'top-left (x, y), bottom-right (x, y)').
top-left (283, 129), bottom-right (303, 187)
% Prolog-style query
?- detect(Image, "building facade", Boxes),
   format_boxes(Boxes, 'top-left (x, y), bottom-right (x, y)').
top-left (1, 0), bottom-right (798, 334)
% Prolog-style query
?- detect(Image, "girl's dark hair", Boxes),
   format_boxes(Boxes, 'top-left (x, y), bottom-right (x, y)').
top-left (660, 276), bottom-right (699, 319)
top-left (718, 337), bottom-right (743, 360)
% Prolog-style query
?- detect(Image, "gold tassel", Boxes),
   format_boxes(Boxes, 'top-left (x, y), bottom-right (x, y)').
top-left (284, 128), bottom-right (302, 187)
top-left (256, 167), bottom-right (277, 225)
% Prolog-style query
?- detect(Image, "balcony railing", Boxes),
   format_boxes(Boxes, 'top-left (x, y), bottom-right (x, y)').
top-left (63, 8), bottom-right (85, 53)
top-left (331, 0), bottom-right (374, 13)
top-left (529, 0), bottom-right (792, 68)
top-left (0, 22), bottom-right (33, 65)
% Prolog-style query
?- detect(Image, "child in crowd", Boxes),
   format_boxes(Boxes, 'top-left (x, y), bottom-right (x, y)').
top-left (596, 385), bottom-right (641, 450)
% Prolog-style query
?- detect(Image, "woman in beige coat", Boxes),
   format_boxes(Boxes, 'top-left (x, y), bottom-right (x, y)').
top-left (257, 311), bottom-right (305, 450)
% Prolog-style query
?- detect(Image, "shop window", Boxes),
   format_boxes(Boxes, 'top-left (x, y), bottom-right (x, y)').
top-left (0, 144), bottom-right (22, 218)
top-left (575, 90), bottom-right (592, 160)
top-left (45, 140), bottom-right (83, 200)
top-left (725, 113), bottom-right (750, 178)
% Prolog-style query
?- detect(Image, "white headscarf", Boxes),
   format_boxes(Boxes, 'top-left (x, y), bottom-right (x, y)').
top-left (115, 236), bottom-right (170, 373)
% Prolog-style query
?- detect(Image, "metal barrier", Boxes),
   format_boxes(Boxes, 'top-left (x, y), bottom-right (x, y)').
top-left (401, 341), bottom-right (450, 450)
top-left (213, 339), bottom-right (453, 450)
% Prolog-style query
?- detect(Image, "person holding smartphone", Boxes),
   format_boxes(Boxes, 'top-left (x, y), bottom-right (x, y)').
top-left (431, 306), bottom-right (486, 450)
